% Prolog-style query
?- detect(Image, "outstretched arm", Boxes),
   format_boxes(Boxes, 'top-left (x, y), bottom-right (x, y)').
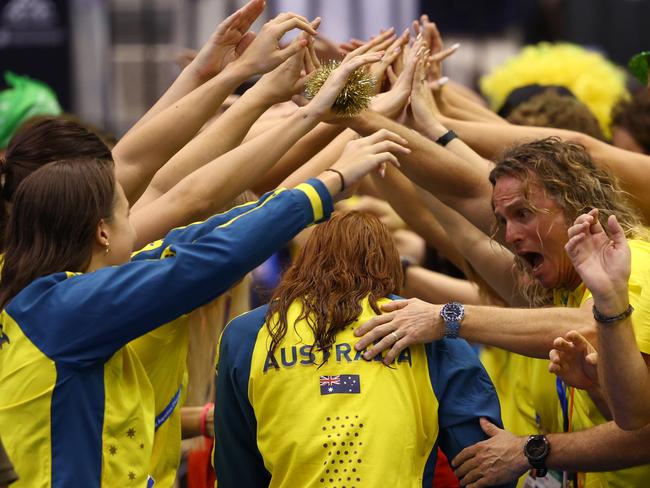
top-left (564, 210), bottom-right (650, 430)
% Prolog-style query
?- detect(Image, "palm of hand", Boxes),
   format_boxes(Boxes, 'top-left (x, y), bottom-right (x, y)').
top-left (570, 231), bottom-right (630, 297)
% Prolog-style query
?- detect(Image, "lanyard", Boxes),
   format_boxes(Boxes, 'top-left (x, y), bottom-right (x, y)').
top-left (556, 378), bottom-right (580, 488)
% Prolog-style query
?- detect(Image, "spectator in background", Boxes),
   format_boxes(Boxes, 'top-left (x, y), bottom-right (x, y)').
top-left (611, 90), bottom-right (650, 154)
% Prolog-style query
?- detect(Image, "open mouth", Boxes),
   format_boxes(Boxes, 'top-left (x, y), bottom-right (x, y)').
top-left (520, 252), bottom-right (544, 272)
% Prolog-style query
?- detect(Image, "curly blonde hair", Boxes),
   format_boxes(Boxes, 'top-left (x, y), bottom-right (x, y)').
top-left (489, 137), bottom-right (647, 305)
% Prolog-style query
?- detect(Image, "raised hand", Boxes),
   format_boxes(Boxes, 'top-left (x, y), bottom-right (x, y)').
top-left (189, 0), bottom-right (266, 81)
top-left (369, 29), bottom-right (409, 91)
top-left (329, 129), bottom-right (410, 193)
top-left (249, 45), bottom-right (308, 105)
top-left (409, 47), bottom-right (443, 131)
top-left (299, 44), bottom-right (385, 120)
top-left (235, 12), bottom-right (319, 76)
top-left (549, 330), bottom-right (599, 390)
top-left (565, 209), bottom-right (631, 313)
top-left (413, 14), bottom-right (459, 82)
top-left (371, 37), bottom-right (422, 119)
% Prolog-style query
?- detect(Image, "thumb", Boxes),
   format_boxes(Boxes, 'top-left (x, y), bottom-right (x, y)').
top-left (480, 417), bottom-right (500, 437)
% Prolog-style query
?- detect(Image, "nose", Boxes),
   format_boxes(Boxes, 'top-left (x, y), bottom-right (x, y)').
top-left (504, 220), bottom-right (522, 245)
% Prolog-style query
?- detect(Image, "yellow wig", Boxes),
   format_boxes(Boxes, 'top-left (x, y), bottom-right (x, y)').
top-left (480, 43), bottom-right (628, 138)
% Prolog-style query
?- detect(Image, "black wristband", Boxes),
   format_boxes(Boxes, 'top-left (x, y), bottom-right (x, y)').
top-left (435, 130), bottom-right (458, 147)
top-left (325, 168), bottom-right (346, 192)
top-left (592, 304), bottom-right (634, 324)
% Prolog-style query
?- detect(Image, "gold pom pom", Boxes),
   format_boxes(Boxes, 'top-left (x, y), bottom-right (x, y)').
top-left (304, 61), bottom-right (376, 117)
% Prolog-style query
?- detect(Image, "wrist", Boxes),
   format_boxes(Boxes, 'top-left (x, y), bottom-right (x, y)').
top-left (591, 291), bottom-right (630, 318)
top-left (241, 84), bottom-right (277, 112)
top-left (220, 60), bottom-right (254, 85)
top-left (295, 106), bottom-right (324, 127)
top-left (423, 122), bottom-right (448, 140)
top-left (200, 402), bottom-right (214, 438)
top-left (316, 170), bottom-right (344, 200)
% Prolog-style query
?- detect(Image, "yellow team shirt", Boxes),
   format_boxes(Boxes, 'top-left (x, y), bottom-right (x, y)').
top-left (214, 296), bottom-right (507, 487)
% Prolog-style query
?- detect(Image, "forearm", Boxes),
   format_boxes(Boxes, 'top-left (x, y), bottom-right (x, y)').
top-left (403, 266), bottom-right (483, 305)
top-left (546, 421), bottom-right (650, 471)
top-left (136, 85), bottom-right (271, 209)
top-left (598, 317), bottom-right (650, 430)
top-left (131, 109), bottom-right (322, 245)
top-left (113, 63), bottom-right (247, 204)
top-left (371, 166), bottom-right (467, 270)
top-left (416, 190), bottom-right (522, 306)
top-left (129, 65), bottom-right (207, 132)
top-left (343, 111), bottom-right (494, 230)
top-left (461, 304), bottom-right (594, 358)
top-left (440, 85), bottom-right (506, 125)
top-left (253, 122), bottom-right (345, 194)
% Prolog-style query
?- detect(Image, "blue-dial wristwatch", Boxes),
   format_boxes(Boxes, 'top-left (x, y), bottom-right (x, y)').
top-left (440, 301), bottom-right (465, 339)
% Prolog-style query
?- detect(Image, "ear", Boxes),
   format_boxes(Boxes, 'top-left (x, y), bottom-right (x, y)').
top-left (95, 218), bottom-right (110, 249)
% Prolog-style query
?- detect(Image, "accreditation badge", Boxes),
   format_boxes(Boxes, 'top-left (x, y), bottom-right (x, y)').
top-left (522, 469), bottom-right (564, 488)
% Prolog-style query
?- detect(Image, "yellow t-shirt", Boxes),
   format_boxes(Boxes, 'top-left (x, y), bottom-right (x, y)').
top-left (553, 239), bottom-right (650, 487)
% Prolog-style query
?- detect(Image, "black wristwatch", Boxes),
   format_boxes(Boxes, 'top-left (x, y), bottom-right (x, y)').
top-left (524, 435), bottom-right (550, 477)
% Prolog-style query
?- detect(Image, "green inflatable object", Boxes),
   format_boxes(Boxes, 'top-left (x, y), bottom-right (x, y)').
top-left (628, 51), bottom-right (650, 86)
top-left (0, 71), bottom-right (62, 148)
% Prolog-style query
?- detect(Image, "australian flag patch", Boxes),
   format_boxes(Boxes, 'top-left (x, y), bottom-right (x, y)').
top-left (320, 375), bottom-right (361, 395)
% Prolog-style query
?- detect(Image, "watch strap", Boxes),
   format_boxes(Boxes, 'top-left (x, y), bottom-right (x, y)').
top-left (444, 320), bottom-right (460, 339)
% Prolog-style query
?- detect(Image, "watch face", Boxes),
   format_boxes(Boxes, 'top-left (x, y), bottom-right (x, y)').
top-left (526, 437), bottom-right (549, 460)
top-left (441, 302), bottom-right (464, 322)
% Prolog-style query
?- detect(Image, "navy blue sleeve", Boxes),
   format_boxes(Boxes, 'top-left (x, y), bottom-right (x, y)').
top-left (428, 339), bottom-right (516, 488)
top-left (214, 306), bottom-right (271, 487)
top-left (9, 180), bottom-right (333, 365)
top-left (130, 198), bottom-right (260, 261)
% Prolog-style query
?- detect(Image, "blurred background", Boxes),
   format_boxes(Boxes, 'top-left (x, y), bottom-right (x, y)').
top-left (1, 0), bottom-right (648, 136)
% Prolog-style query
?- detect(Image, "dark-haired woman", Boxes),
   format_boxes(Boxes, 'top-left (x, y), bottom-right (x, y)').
top-left (214, 211), bottom-right (513, 488)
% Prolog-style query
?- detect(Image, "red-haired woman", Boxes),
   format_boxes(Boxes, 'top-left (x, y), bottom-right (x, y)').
top-left (214, 211), bottom-right (512, 487)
